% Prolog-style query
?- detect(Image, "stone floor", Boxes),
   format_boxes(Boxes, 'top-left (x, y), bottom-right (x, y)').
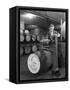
top-left (20, 55), bottom-right (65, 80)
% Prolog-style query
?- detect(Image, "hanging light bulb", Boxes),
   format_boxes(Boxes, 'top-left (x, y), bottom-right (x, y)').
top-left (21, 13), bottom-right (36, 19)
top-left (25, 13), bottom-right (36, 19)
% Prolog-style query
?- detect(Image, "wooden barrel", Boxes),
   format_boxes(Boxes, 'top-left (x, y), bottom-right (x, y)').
top-left (25, 46), bottom-right (31, 54)
top-left (27, 50), bottom-right (52, 74)
top-left (20, 35), bottom-right (24, 42)
top-left (32, 45), bottom-right (37, 52)
top-left (20, 47), bottom-right (24, 56)
top-left (37, 36), bottom-right (40, 42)
top-left (32, 35), bottom-right (36, 41)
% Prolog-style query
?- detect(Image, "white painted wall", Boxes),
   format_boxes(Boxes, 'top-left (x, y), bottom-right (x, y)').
top-left (0, 0), bottom-right (70, 90)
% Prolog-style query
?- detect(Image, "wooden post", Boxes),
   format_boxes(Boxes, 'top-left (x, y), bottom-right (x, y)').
top-left (55, 35), bottom-right (58, 69)
top-left (52, 34), bottom-right (59, 72)
top-left (61, 19), bottom-right (62, 41)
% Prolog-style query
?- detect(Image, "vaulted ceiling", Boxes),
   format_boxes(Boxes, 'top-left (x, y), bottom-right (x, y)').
top-left (20, 10), bottom-right (65, 32)
top-left (20, 10), bottom-right (65, 24)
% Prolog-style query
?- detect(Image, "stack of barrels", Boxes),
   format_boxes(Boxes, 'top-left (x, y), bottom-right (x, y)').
top-left (20, 31), bottom-right (40, 56)
top-left (20, 30), bottom-right (53, 75)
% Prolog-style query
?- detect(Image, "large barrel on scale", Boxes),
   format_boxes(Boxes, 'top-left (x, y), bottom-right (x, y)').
top-left (27, 50), bottom-right (52, 75)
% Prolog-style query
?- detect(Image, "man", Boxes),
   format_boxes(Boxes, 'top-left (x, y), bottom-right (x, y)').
top-left (48, 24), bottom-right (61, 77)
top-left (48, 24), bottom-right (60, 43)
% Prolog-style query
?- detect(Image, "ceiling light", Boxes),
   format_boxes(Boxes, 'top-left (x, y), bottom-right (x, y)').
top-left (21, 13), bottom-right (36, 19)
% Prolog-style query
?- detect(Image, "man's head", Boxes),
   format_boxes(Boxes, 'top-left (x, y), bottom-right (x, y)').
top-left (49, 24), bottom-right (54, 33)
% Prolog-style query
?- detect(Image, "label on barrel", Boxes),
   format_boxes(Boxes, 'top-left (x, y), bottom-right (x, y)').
top-left (26, 35), bottom-right (31, 42)
top-left (27, 54), bottom-right (40, 74)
